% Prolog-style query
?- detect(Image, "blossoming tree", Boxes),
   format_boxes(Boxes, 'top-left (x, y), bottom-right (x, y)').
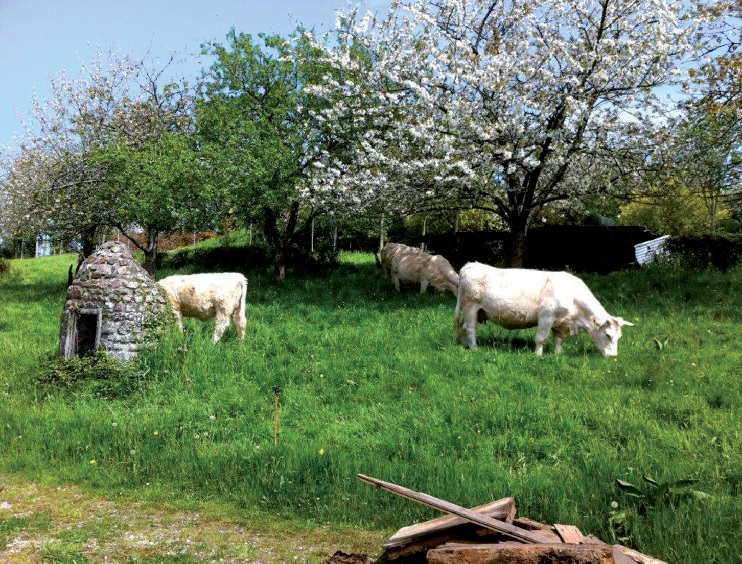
top-left (309, 0), bottom-right (697, 265)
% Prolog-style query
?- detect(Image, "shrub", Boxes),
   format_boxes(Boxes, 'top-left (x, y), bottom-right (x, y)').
top-left (0, 258), bottom-right (10, 276)
top-left (157, 244), bottom-right (272, 272)
top-left (666, 234), bottom-right (742, 271)
top-left (35, 351), bottom-right (149, 399)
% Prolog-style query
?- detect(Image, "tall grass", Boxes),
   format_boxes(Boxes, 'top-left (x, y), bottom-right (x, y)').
top-left (1, 252), bottom-right (740, 562)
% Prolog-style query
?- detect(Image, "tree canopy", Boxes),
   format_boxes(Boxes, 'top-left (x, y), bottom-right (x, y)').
top-left (308, 0), bottom-right (698, 264)
top-left (197, 29), bottom-right (357, 278)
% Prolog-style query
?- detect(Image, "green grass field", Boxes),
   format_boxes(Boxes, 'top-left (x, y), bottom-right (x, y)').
top-left (1, 251), bottom-right (740, 562)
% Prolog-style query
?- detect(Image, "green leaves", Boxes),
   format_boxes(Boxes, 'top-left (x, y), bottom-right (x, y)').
top-left (615, 474), bottom-right (710, 510)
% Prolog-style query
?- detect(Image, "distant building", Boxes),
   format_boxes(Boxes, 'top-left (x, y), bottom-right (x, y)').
top-left (35, 235), bottom-right (53, 257)
top-left (634, 235), bottom-right (671, 266)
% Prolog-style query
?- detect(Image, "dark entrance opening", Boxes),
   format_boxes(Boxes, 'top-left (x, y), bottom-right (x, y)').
top-left (76, 312), bottom-right (100, 356)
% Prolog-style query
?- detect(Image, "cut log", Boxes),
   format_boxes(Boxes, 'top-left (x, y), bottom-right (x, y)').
top-left (357, 474), bottom-right (556, 545)
top-left (427, 542), bottom-right (614, 563)
top-left (384, 498), bottom-right (515, 560)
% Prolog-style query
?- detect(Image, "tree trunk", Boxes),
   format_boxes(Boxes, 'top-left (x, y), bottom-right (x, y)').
top-left (142, 230), bottom-right (159, 276)
top-left (505, 216), bottom-right (529, 268)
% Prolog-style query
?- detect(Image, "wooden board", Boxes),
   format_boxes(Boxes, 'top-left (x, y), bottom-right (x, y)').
top-left (357, 474), bottom-right (556, 545)
top-left (384, 498), bottom-right (515, 559)
top-left (427, 542), bottom-right (614, 563)
top-left (554, 523), bottom-right (585, 544)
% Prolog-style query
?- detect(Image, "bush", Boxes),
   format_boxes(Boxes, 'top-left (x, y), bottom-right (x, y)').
top-left (0, 258), bottom-right (10, 276)
top-left (667, 234), bottom-right (742, 271)
top-left (35, 351), bottom-right (148, 399)
top-left (157, 244), bottom-right (273, 272)
top-left (157, 242), bottom-right (340, 275)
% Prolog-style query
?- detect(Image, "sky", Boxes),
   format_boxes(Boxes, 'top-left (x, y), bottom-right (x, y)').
top-left (0, 0), bottom-right (390, 152)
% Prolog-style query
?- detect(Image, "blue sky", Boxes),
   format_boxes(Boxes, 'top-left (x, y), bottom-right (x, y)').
top-left (0, 0), bottom-right (389, 151)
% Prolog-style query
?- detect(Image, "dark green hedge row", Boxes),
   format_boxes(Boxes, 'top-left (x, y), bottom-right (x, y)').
top-left (157, 244), bottom-right (272, 272)
top-left (156, 242), bottom-right (340, 275)
top-left (667, 234), bottom-right (742, 271)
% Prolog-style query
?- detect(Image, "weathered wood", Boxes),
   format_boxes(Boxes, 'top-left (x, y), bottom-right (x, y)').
top-left (613, 544), bottom-right (668, 564)
top-left (386, 497), bottom-right (515, 548)
top-left (357, 474), bottom-right (556, 545)
top-left (583, 534), bottom-right (668, 564)
top-left (427, 542), bottom-right (614, 564)
top-left (554, 523), bottom-right (585, 544)
top-left (384, 498), bottom-right (516, 560)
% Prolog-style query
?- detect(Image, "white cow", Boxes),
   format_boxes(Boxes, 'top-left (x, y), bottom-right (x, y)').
top-left (157, 272), bottom-right (248, 344)
top-left (378, 242), bottom-right (416, 278)
top-left (391, 250), bottom-right (459, 295)
top-left (453, 262), bottom-right (634, 356)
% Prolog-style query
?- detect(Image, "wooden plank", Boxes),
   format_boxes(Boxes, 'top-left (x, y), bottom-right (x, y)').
top-left (357, 474), bottom-right (556, 545)
top-left (554, 523), bottom-right (585, 544)
top-left (427, 542), bottom-right (614, 563)
top-left (385, 497), bottom-right (515, 548)
top-left (383, 498), bottom-right (515, 560)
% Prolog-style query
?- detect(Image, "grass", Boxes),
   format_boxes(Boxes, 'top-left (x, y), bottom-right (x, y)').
top-left (0, 251), bottom-right (740, 562)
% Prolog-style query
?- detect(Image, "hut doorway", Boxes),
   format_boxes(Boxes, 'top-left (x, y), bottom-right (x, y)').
top-left (61, 308), bottom-right (102, 359)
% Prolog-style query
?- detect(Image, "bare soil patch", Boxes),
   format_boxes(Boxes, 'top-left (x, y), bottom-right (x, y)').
top-left (0, 474), bottom-right (383, 563)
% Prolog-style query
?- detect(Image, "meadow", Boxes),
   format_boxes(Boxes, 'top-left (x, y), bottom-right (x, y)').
top-left (0, 250), bottom-right (740, 562)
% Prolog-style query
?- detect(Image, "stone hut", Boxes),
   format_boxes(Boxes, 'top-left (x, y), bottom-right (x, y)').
top-left (59, 241), bottom-right (169, 361)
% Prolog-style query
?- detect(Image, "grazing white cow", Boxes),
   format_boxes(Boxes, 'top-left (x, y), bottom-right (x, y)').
top-left (453, 262), bottom-right (634, 356)
top-left (391, 250), bottom-right (459, 295)
top-left (157, 272), bottom-right (247, 344)
top-left (378, 242), bottom-right (416, 278)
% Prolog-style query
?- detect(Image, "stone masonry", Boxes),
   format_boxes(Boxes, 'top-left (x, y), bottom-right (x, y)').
top-left (59, 241), bottom-right (169, 361)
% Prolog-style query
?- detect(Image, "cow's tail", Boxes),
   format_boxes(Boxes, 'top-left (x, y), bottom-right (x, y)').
top-left (453, 279), bottom-right (464, 344)
top-left (373, 249), bottom-right (382, 268)
top-left (239, 275), bottom-right (248, 322)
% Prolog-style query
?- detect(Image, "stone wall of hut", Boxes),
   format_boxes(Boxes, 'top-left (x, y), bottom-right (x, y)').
top-left (59, 241), bottom-right (169, 361)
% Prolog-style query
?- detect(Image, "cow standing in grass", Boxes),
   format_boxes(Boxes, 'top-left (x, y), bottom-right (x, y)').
top-left (378, 243), bottom-right (459, 295)
top-left (158, 272), bottom-right (248, 344)
top-left (454, 262), bottom-right (634, 356)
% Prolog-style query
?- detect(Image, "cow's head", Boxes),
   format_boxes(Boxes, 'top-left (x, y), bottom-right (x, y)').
top-left (589, 316), bottom-right (635, 357)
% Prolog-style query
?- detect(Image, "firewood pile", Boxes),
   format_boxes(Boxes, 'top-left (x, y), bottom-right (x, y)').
top-left (343, 474), bottom-right (667, 564)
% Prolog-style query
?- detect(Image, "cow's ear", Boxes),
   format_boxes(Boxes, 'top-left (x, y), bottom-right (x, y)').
top-left (591, 316), bottom-right (604, 329)
top-left (616, 317), bottom-right (635, 327)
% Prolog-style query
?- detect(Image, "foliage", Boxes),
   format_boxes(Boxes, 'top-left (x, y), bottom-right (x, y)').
top-left (666, 233), bottom-right (742, 271)
top-left (35, 351), bottom-right (147, 400)
top-left (616, 475), bottom-right (710, 514)
top-left (308, 0), bottom-right (698, 265)
top-left (157, 244), bottom-right (272, 272)
top-left (91, 129), bottom-right (210, 274)
top-left (197, 29), bottom-right (352, 279)
top-left (0, 50), bottom-right (201, 269)
top-left (618, 182), bottom-right (731, 236)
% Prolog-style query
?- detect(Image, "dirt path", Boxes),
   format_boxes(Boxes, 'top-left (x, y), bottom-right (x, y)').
top-left (0, 475), bottom-right (383, 562)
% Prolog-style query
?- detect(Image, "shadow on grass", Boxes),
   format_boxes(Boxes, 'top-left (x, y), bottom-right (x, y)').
top-left (1, 281), bottom-right (67, 304)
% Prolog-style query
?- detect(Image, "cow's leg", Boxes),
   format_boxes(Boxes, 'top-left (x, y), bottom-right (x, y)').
top-left (552, 327), bottom-right (568, 354)
top-left (392, 272), bottom-right (401, 292)
top-left (462, 303), bottom-right (480, 349)
top-left (232, 308), bottom-right (246, 340)
top-left (212, 312), bottom-right (230, 344)
top-left (420, 277), bottom-right (429, 294)
top-left (173, 310), bottom-right (184, 333)
top-left (535, 315), bottom-right (554, 356)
